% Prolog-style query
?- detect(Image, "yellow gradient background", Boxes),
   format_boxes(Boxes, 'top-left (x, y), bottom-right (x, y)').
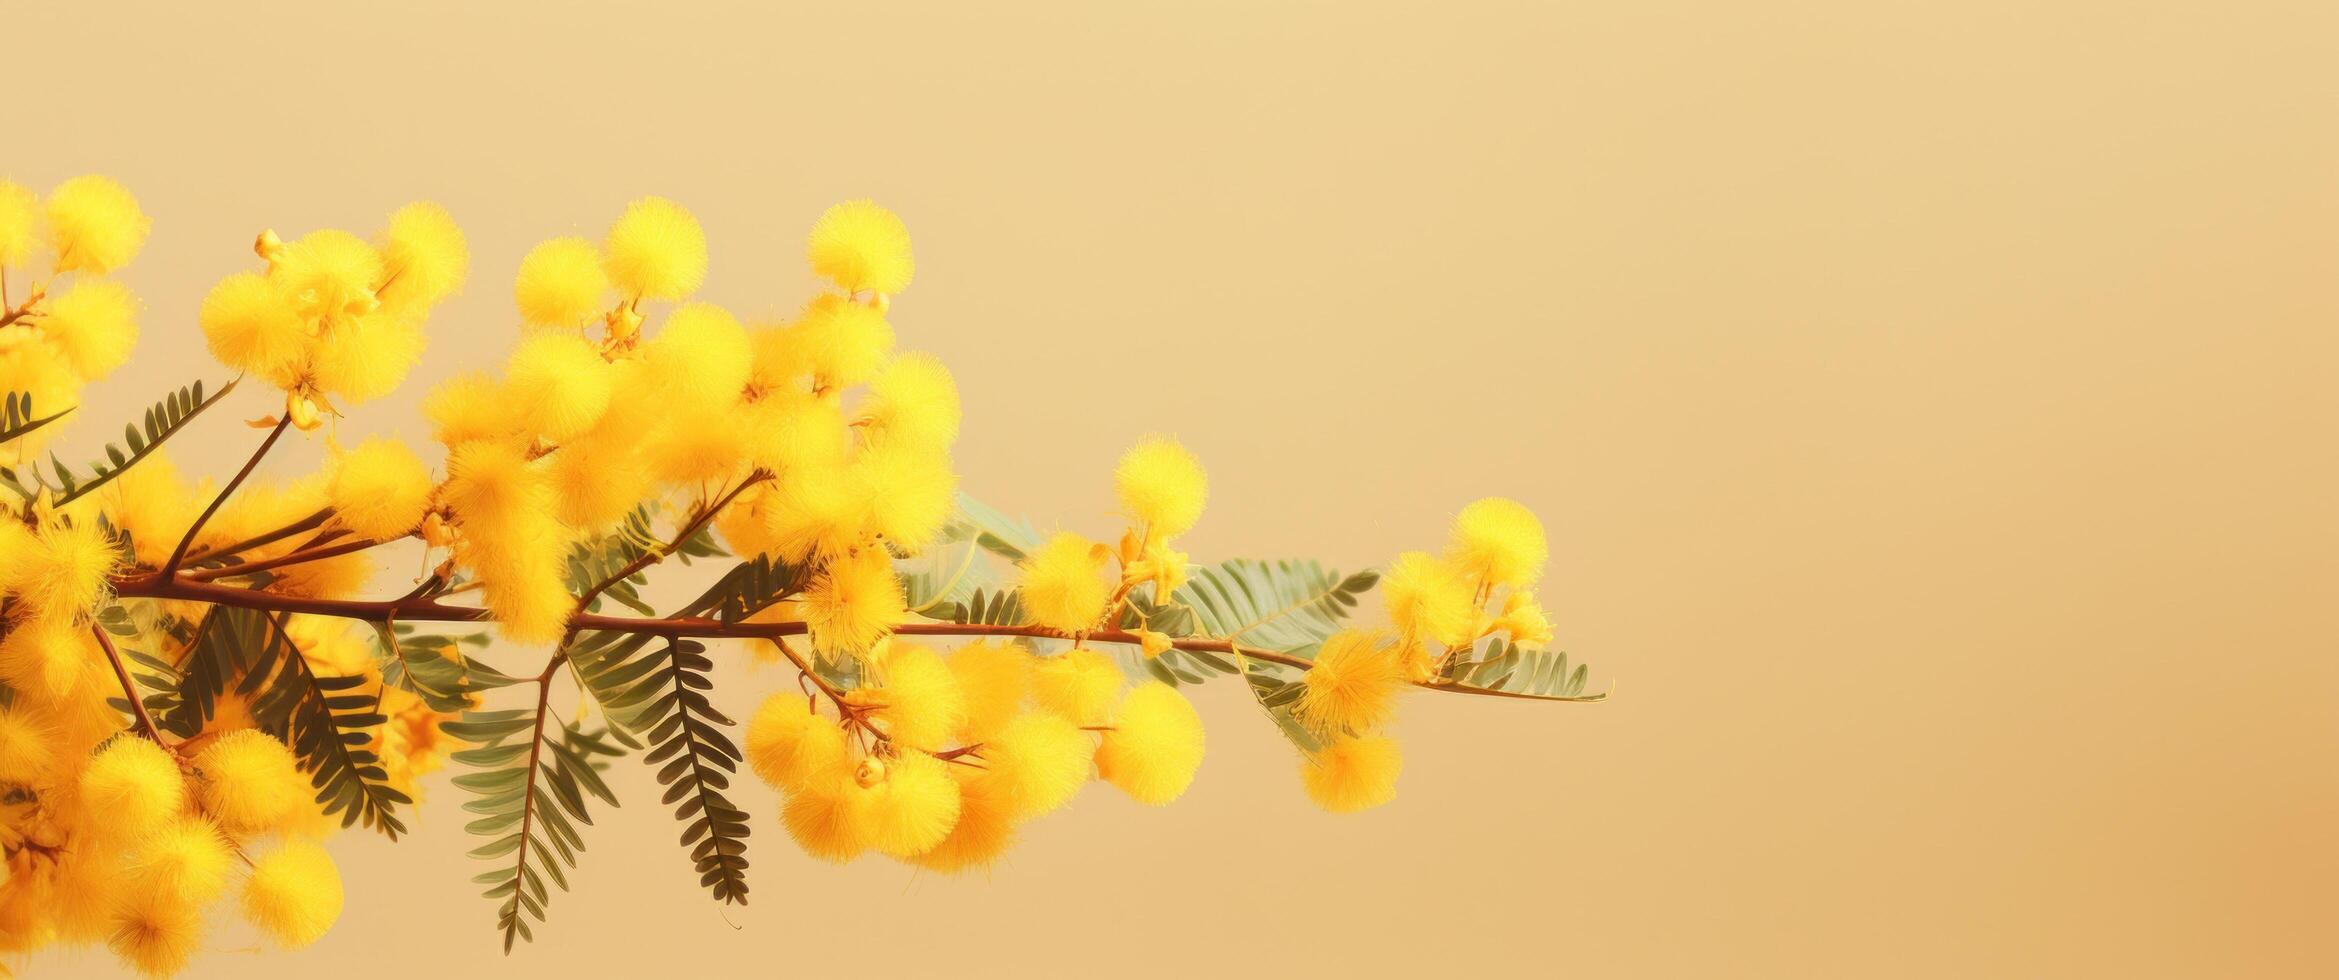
top-left (13, 1), bottom-right (2336, 976)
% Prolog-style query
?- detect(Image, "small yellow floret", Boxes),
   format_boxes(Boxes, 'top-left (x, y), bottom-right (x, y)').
top-left (1299, 629), bottom-right (1406, 735)
top-left (46, 175), bottom-right (149, 274)
top-left (1095, 682), bottom-right (1206, 805)
top-left (977, 711), bottom-right (1090, 820)
top-left (861, 644), bottom-right (965, 752)
top-left (1495, 591), bottom-right (1554, 646)
top-left (108, 891), bottom-right (203, 978)
top-left (604, 196), bottom-right (707, 300)
top-left (1383, 551), bottom-right (1478, 648)
top-left (807, 199), bottom-right (915, 296)
top-left (309, 310), bottom-right (426, 403)
top-left (129, 815), bottom-right (234, 906)
top-left (0, 707), bottom-right (56, 784)
top-left (193, 729), bottom-right (309, 835)
top-left (1448, 496), bottom-right (1549, 587)
top-left (863, 354), bottom-right (960, 452)
top-left (505, 331), bottom-right (613, 441)
top-left (376, 201), bottom-right (469, 314)
top-left (242, 841), bottom-right (344, 948)
top-left (912, 771), bottom-right (1018, 873)
top-left (747, 694), bottom-right (848, 792)
top-left (1017, 533), bottom-right (1114, 634)
top-left (20, 517), bottom-right (117, 624)
top-left (199, 272), bottom-right (307, 383)
top-left (801, 549), bottom-right (906, 660)
top-left (513, 237), bottom-right (609, 328)
top-left (852, 442), bottom-right (957, 555)
top-left (1115, 436), bottom-right (1209, 539)
top-left (863, 751), bottom-right (961, 859)
top-left (948, 641), bottom-right (1034, 744)
top-left (1301, 733), bottom-right (1403, 813)
top-left (782, 764), bottom-right (873, 863)
top-left (329, 438), bottom-right (432, 541)
top-left (79, 736), bottom-right (186, 841)
top-left (643, 302), bottom-right (751, 410)
top-left (1030, 648), bottom-right (1122, 726)
top-left (40, 278), bottom-right (139, 380)
top-left (423, 372), bottom-right (520, 448)
top-left (789, 295), bottom-right (895, 388)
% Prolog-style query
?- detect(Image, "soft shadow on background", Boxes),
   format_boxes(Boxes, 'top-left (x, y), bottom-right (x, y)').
top-left (13, 1), bottom-right (2336, 976)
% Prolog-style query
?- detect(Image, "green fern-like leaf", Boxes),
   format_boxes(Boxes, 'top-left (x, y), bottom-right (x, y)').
top-left (1443, 638), bottom-right (1602, 701)
top-left (1172, 559), bottom-right (1378, 652)
top-left (448, 708), bottom-right (629, 952)
top-left (573, 634), bottom-right (750, 904)
top-left (678, 554), bottom-right (804, 625)
top-left (0, 391), bottom-right (71, 448)
top-left (0, 378), bottom-right (236, 505)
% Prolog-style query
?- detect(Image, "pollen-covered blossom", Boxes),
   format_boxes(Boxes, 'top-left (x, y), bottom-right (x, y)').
top-left (0, 178), bottom-right (1586, 975)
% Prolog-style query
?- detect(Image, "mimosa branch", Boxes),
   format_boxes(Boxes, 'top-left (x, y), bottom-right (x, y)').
top-left (159, 415), bottom-right (291, 580)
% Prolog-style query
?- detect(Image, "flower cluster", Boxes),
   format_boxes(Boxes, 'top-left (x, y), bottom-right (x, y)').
top-left (0, 177), bottom-right (1592, 977)
top-left (1295, 498), bottom-right (1553, 812)
top-left (0, 175), bottom-right (149, 464)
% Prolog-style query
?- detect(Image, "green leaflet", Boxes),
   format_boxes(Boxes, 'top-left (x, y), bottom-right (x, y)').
top-left (0, 390), bottom-right (71, 448)
top-left (448, 706), bottom-right (631, 953)
top-left (1442, 638), bottom-right (1602, 701)
top-left (0, 377), bottom-right (235, 505)
top-left (572, 635), bottom-right (750, 905)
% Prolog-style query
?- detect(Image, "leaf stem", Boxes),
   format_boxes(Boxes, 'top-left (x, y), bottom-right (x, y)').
top-left (160, 413), bottom-right (288, 581)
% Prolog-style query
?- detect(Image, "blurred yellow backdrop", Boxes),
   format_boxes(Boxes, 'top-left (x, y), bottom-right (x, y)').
top-left (11, 0), bottom-right (2336, 976)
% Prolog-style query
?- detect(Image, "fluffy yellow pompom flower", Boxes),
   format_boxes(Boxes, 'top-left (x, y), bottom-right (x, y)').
top-left (0, 707), bottom-right (56, 784)
top-left (242, 841), bottom-right (344, 948)
top-left (1095, 682), bottom-right (1206, 805)
top-left (1383, 551), bottom-right (1478, 648)
top-left (198, 272), bottom-right (307, 383)
top-left (801, 549), bottom-right (906, 659)
top-left (423, 372), bottom-right (519, 448)
top-left (1495, 591), bottom-right (1554, 646)
top-left (443, 441), bottom-right (575, 643)
top-left (129, 815), bottom-right (234, 906)
top-left (859, 643), bottom-right (965, 752)
top-left (376, 201), bottom-right (469, 315)
top-left (328, 438), bottom-right (432, 541)
top-left (853, 441), bottom-right (957, 554)
top-left (977, 711), bottom-right (1090, 820)
top-left (747, 694), bottom-right (848, 792)
top-left (863, 353), bottom-right (961, 452)
top-left (310, 309), bottom-right (426, 404)
top-left (948, 641), bottom-right (1034, 744)
top-left (108, 891), bottom-right (203, 979)
top-left (807, 199), bottom-right (915, 296)
top-left (1031, 648), bottom-right (1122, 726)
top-left (273, 229), bottom-right (385, 321)
top-left (0, 614), bottom-right (95, 698)
top-left (505, 331), bottom-right (613, 441)
top-left (40, 279), bottom-right (139, 380)
top-left (1115, 436), bottom-right (1208, 539)
top-left (20, 517), bottom-right (117, 624)
top-left (79, 737), bottom-right (186, 841)
top-left (192, 729), bottom-right (309, 835)
top-left (604, 196), bottom-right (706, 300)
top-left (1017, 533), bottom-right (1115, 634)
top-left (1299, 630), bottom-right (1405, 735)
top-left (1448, 496), bottom-right (1548, 588)
top-left (782, 763), bottom-right (874, 863)
top-left (643, 302), bottom-right (751, 411)
top-left (1301, 733), bottom-right (1403, 813)
top-left (513, 237), bottom-right (608, 329)
top-left (912, 771), bottom-right (1017, 874)
top-left (862, 752), bottom-right (962, 859)
top-left (0, 180), bottom-right (35, 267)
top-left (761, 458), bottom-right (862, 563)
top-left (788, 295), bottom-right (895, 389)
top-left (46, 175), bottom-right (149, 274)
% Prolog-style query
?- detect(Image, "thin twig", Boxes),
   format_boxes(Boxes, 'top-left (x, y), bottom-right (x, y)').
top-left (92, 622), bottom-right (165, 743)
top-left (161, 416), bottom-right (290, 580)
